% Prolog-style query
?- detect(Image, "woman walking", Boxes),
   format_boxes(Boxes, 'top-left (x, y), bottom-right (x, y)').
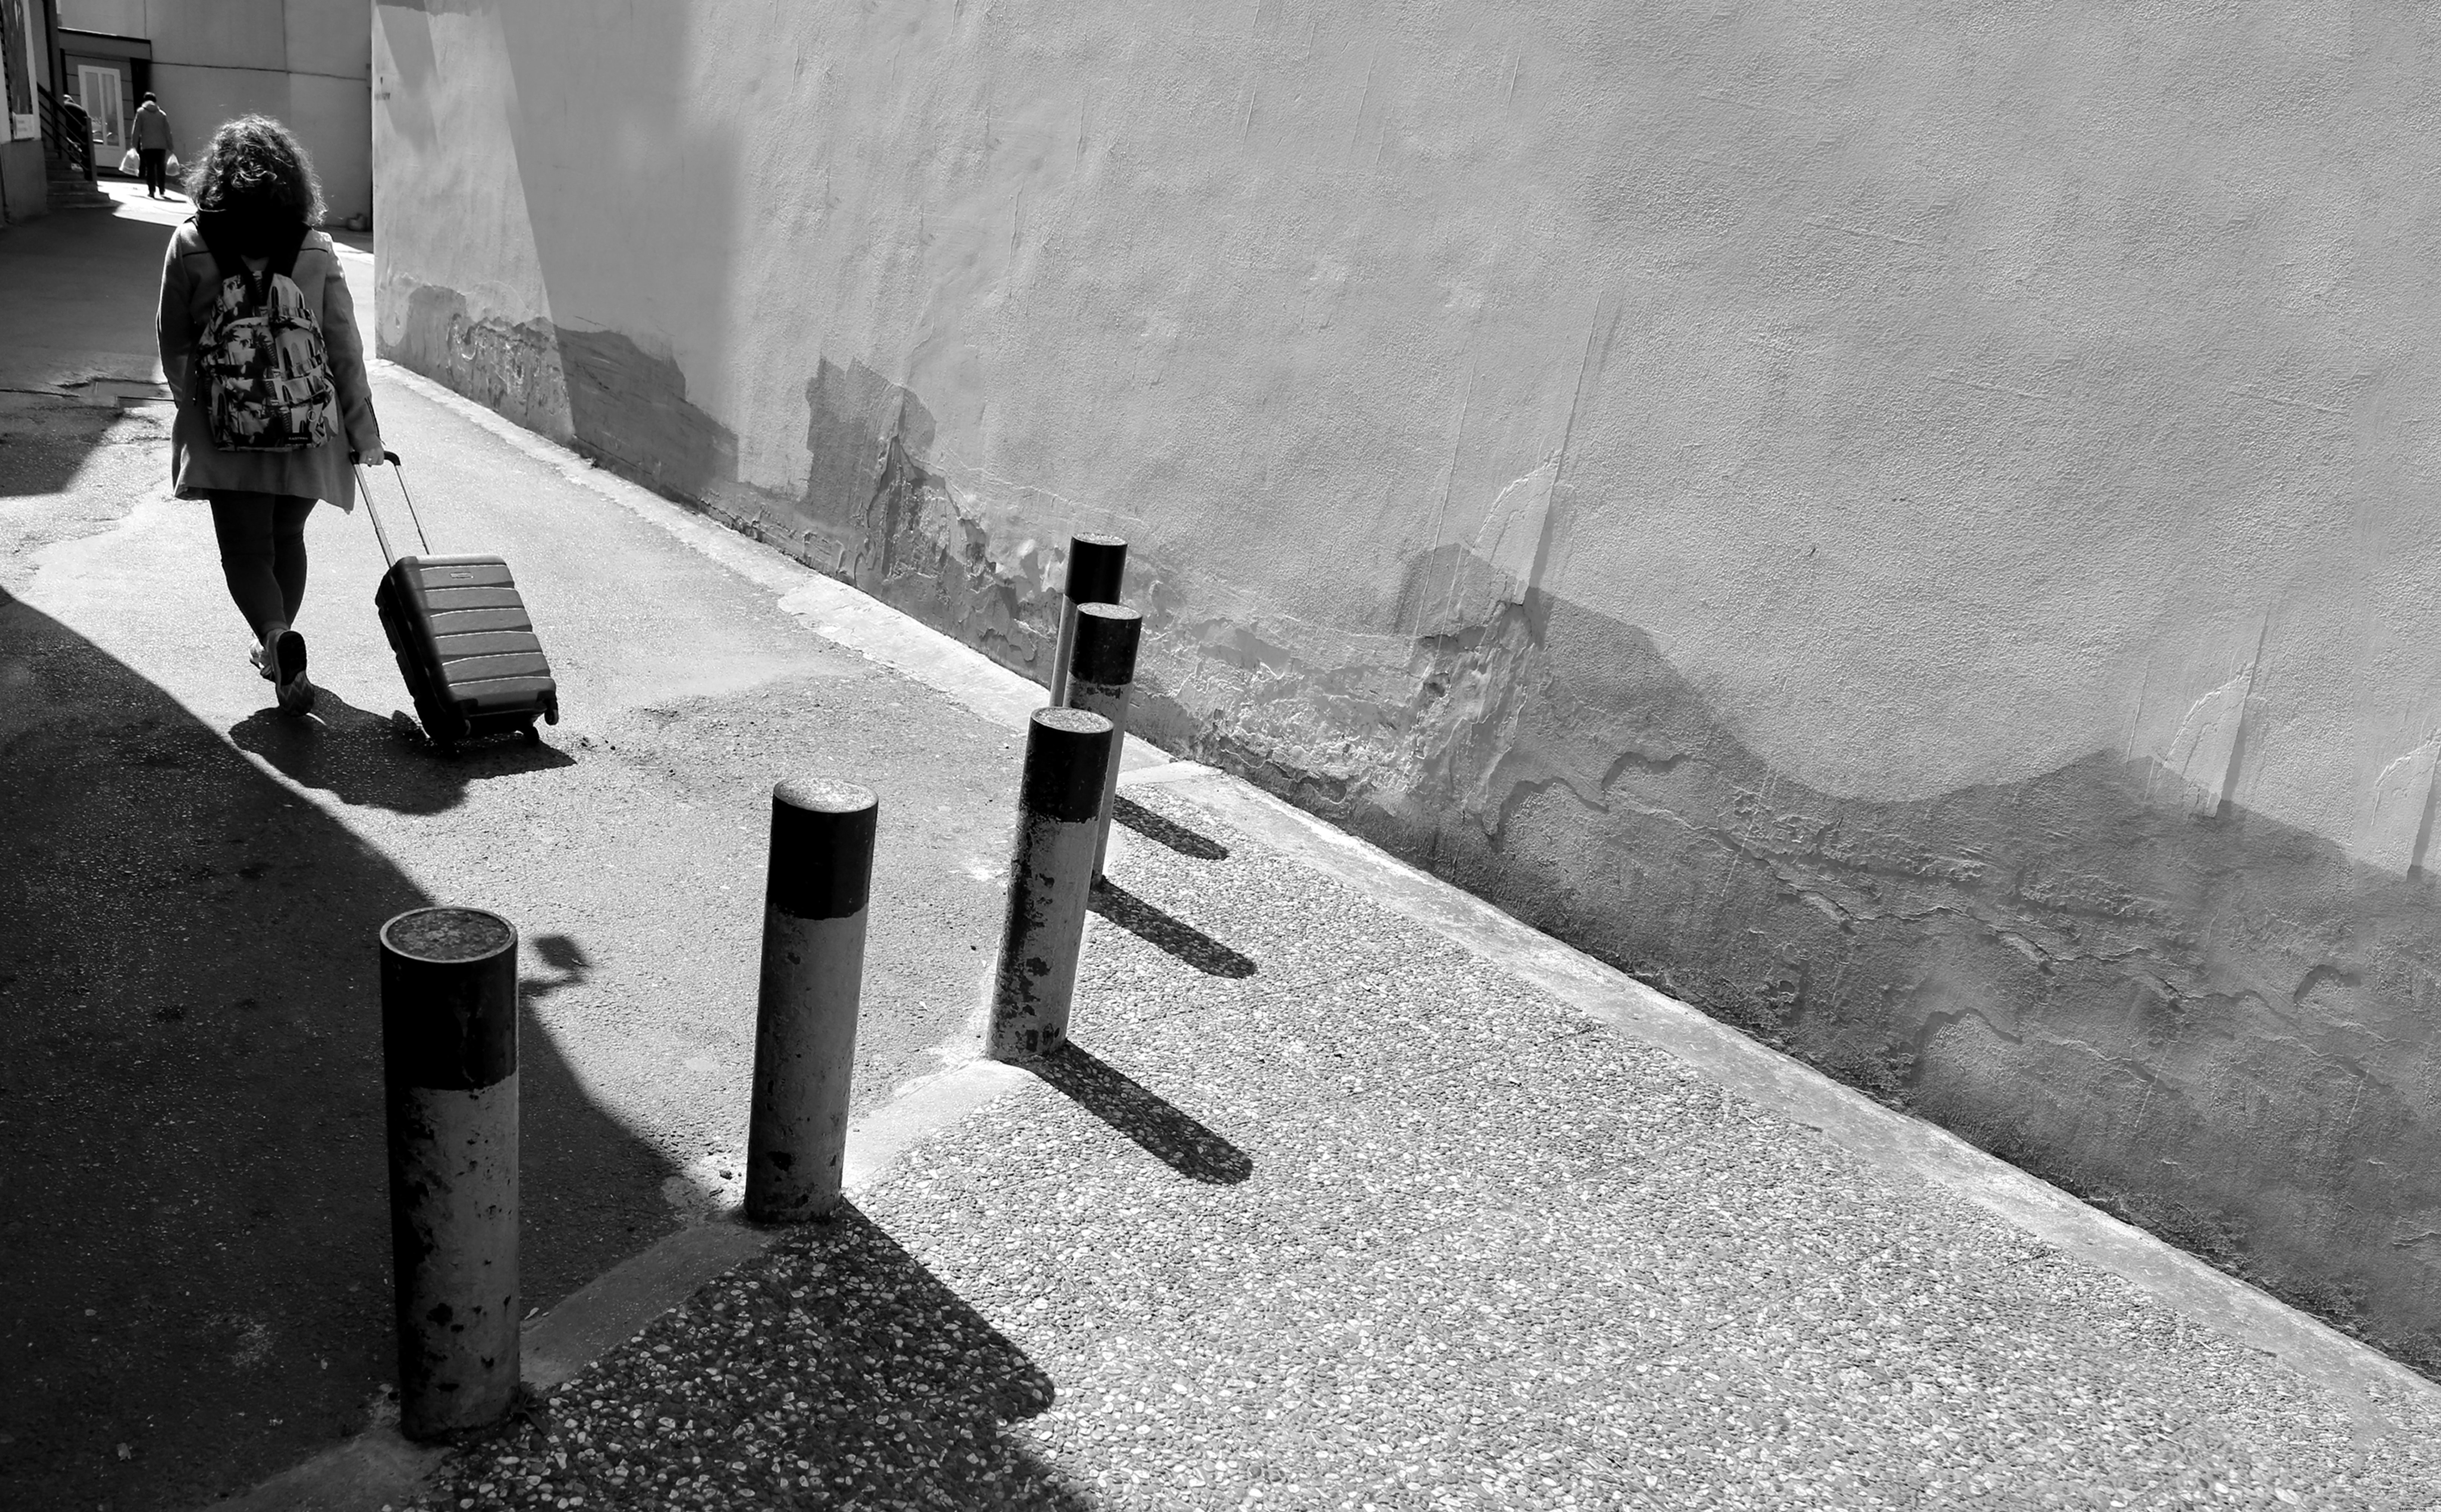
top-left (156, 115), bottom-right (383, 715)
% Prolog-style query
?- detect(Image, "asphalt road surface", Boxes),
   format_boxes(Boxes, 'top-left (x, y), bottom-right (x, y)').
top-left (0, 188), bottom-right (1064, 1510)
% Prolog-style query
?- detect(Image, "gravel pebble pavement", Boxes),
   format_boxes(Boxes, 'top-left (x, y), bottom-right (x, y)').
top-left (398, 784), bottom-right (2441, 1512)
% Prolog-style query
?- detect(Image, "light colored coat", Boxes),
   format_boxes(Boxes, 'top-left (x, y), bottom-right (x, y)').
top-left (156, 222), bottom-right (381, 509)
top-left (132, 102), bottom-right (172, 151)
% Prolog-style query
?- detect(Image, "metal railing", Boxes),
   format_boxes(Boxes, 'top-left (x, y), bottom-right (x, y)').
top-left (35, 84), bottom-right (96, 182)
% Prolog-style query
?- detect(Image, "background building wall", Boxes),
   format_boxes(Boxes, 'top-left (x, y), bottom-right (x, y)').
top-left (60, 0), bottom-right (133, 32)
top-left (373, 0), bottom-right (2441, 1368)
top-left (0, 0), bottom-right (47, 222)
top-left (58, 0), bottom-right (369, 220)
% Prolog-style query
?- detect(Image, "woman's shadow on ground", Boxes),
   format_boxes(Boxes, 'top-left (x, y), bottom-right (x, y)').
top-left (229, 686), bottom-right (572, 815)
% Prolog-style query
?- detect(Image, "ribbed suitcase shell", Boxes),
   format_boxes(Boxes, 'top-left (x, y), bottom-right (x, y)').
top-left (374, 553), bottom-right (560, 749)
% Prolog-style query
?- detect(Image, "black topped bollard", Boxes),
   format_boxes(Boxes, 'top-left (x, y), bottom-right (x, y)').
top-left (987, 706), bottom-right (1116, 1061)
top-left (1048, 533), bottom-right (1127, 708)
top-left (380, 906), bottom-right (519, 1440)
top-left (746, 778), bottom-right (879, 1223)
top-left (1065, 603), bottom-right (1141, 882)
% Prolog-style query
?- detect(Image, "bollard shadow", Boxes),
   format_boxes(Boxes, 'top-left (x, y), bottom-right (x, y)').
top-left (1110, 792), bottom-right (1229, 859)
top-left (228, 689), bottom-right (575, 817)
top-left (421, 1203), bottom-right (1093, 1509)
top-left (1031, 1042), bottom-right (1253, 1185)
top-left (0, 589), bottom-right (675, 1511)
top-left (1089, 878), bottom-right (1257, 979)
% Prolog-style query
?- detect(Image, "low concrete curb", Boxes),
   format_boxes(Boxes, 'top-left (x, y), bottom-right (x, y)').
top-left (214, 1060), bottom-right (1033, 1512)
top-left (1117, 759), bottom-right (2441, 1446)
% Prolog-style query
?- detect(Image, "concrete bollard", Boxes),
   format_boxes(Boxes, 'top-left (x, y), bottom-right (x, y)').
top-left (987, 706), bottom-right (1116, 1061)
top-left (1047, 533), bottom-right (1128, 708)
top-left (1064, 603), bottom-right (1141, 883)
top-left (380, 906), bottom-right (520, 1441)
top-left (745, 778), bottom-right (879, 1223)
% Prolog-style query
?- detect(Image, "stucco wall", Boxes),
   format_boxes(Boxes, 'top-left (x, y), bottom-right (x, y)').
top-left (372, 0), bottom-right (2441, 1370)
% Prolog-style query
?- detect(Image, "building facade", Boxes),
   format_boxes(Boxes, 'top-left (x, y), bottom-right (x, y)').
top-left (0, 0), bottom-right (57, 223)
top-left (371, 1), bottom-right (2441, 1370)
top-left (57, 0), bottom-right (369, 221)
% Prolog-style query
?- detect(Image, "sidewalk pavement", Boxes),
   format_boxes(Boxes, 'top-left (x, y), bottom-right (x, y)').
top-left (377, 763), bottom-right (2441, 1512)
top-left (6, 186), bottom-right (2441, 1512)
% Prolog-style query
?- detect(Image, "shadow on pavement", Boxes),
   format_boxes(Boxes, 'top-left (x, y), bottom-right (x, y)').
top-left (521, 932), bottom-right (593, 1008)
top-left (0, 196), bottom-right (188, 494)
top-left (1032, 1043), bottom-right (1253, 1185)
top-left (227, 689), bottom-right (574, 816)
top-left (1090, 878), bottom-right (1256, 979)
top-left (423, 1203), bottom-right (1091, 1509)
top-left (0, 588), bottom-right (672, 1511)
top-left (1110, 792), bottom-right (1229, 859)
top-left (0, 395), bottom-right (149, 501)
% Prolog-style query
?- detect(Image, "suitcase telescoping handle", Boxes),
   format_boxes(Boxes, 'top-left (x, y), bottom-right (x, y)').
top-left (355, 451), bottom-right (433, 566)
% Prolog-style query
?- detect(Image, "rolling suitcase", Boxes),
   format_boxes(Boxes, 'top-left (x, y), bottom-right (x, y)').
top-left (357, 454), bottom-right (560, 754)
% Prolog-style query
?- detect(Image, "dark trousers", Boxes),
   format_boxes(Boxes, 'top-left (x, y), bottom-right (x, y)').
top-left (139, 147), bottom-right (168, 195)
top-left (207, 492), bottom-right (316, 639)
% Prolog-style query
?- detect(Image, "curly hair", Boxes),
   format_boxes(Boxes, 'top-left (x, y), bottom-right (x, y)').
top-left (184, 115), bottom-right (324, 225)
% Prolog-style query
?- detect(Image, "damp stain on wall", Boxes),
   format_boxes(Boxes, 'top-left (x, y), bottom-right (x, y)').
top-left (1164, 568), bottom-right (2441, 1376)
top-left (394, 285), bottom-right (571, 442)
top-left (384, 294), bottom-right (2441, 1377)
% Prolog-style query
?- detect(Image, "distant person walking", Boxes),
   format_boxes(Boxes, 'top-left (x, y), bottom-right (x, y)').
top-left (60, 92), bottom-right (91, 175)
top-left (157, 115), bottom-right (383, 716)
top-left (132, 94), bottom-right (174, 198)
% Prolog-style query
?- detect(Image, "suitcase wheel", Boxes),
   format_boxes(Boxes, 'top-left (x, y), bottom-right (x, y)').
top-left (522, 719), bottom-right (543, 746)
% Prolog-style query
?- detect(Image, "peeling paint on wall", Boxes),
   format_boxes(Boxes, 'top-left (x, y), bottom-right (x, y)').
top-left (391, 285), bottom-right (571, 441)
top-left (2158, 662), bottom-right (2257, 819)
top-left (2359, 739), bottom-right (2439, 878)
top-left (383, 293), bottom-right (1066, 678)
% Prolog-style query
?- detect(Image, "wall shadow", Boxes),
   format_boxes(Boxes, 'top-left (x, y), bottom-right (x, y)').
top-left (420, 1203), bottom-right (1091, 1509)
top-left (0, 588), bottom-right (674, 1511)
top-left (0, 395), bottom-right (147, 500)
top-left (227, 688), bottom-right (574, 816)
top-left (1031, 1043), bottom-right (1253, 1186)
top-left (1089, 879), bottom-right (1256, 980)
top-left (1110, 792), bottom-right (1230, 860)
top-left (0, 201), bottom-right (184, 495)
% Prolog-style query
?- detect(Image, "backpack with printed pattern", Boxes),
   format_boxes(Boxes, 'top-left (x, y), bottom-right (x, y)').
top-left (195, 261), bottom-right (337, 452)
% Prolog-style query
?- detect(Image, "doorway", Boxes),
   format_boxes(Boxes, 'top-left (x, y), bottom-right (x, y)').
top-left (75, 63), bottom-right (123, 154)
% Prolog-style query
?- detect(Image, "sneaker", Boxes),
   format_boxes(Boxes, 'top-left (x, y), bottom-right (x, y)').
top-left (277, 670), bottom-right (318, 717)
top-left (247, 643), bottom-right (271, 680)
